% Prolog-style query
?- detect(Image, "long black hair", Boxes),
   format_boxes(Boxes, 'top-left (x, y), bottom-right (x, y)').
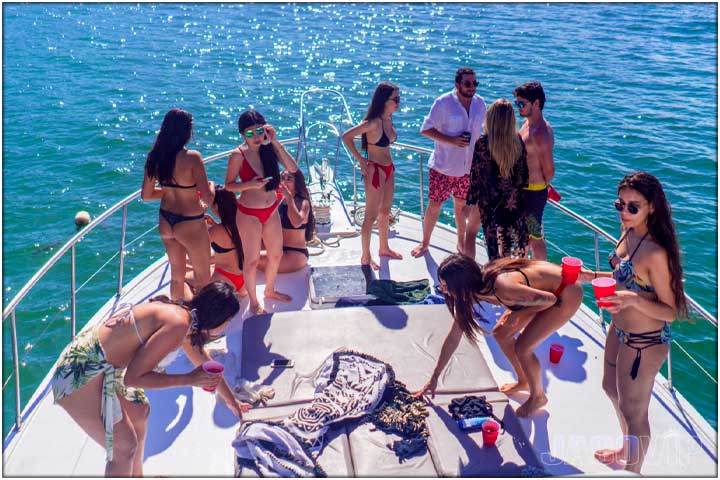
top-left (213, 186), bottom-right (244, 270)
top-left (618, 171), bottom-right (688, 319)
top-left (237, 110), bottom-right (280, 191)
top-left (289, 169), bottom-right (316, 242)
top-left (150, 282), bottom-right (240, 348)
top-left (145, 109), bottom-right (193, 184)
top-left (437, 254), bottom-right (532, 342)
top-left (361, 82), bottom-right (398, 151)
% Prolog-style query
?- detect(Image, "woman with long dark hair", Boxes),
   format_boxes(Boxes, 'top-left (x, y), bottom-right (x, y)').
top-left (142, 109), bottom-right (215, 300)
top-left (225, 110), bottom-right (298, 315)
top-left (585, 171), bottom-right (687, 474)
top-left (415, 253), bottom-right (583, 417)
top-left (465, 98), bottom-right (529, 260)
top-left (51, 282), bottom-right (251, 477)
top-left (259, 169), bottom-right (316, 273)
top-left (342, 82), bottom-right (402, 270)
top-left (209, 186), bottom-right (246, 295)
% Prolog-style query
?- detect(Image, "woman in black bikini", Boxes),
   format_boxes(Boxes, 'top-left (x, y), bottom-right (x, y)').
top-left (259, 169), bottom-right (315, 273)
top-left (578, 171), bottom-right (687, 474)
top-left (208, 186), bottom-right (247, 295)
top-left (342, 82), bottom-right (402, 270)
top-left (142, 109), bottom-right (215, 300)
top-left (415, 253), bottom-right (583, 417)
top-left (225, 110), bottom-right (298, 315)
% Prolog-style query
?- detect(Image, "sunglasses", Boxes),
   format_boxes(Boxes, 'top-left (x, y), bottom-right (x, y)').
top-left (461, 80), bottom-right (479, 88)
top-left (614, 199), bottom-right (642, 215)
top-left (243, 127), bottom-right (266, 138)
top-left (514, 100), bottom-right (529, 109)
top-left (390, 96), bottom-right (400, 103)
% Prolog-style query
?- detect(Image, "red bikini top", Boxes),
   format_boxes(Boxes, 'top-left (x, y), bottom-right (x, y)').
top-left (238, 148), bottom-right (260, 182)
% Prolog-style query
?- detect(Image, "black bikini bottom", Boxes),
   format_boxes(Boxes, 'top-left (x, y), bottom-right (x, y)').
top-left (159, 208), bottom-right (204, 228)
top-left (614, 324), bottom-right (671, 380)
top-left (283, 245), bottom-right (309, 259)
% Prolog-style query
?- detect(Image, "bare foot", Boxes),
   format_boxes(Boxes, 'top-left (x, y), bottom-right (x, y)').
top-left (265, 290), bottom-right (292, 302)
top-left (594, 447), bottom-right (626, 464)
top-left (250, 303), bottom-right (267, 315)
top-left (379, 248), bottom-right (403, 260)
top-left (500, 381), bottom-right (529, 394)
top-left (361, 255), bottom-right (380, 271)
top-left (516, 393), bottom-right (548, 417)
top-left (410, 243), bottom-right (428, 258)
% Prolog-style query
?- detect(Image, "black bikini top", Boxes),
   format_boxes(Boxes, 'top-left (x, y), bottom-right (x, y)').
top-left (211, 241), bottom-right (235, 254)
top-left (278, 202), bottom-right (306, 230)
top-left (160, 180), bottom-right (197, 189)
top-left (368, 123), bottom-right (395, 147)
top-left (493, 269), bottom-right (531, 311)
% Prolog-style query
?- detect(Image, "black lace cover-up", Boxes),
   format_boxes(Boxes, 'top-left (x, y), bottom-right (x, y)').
top-left (466, 134), bottom-right (529, 260)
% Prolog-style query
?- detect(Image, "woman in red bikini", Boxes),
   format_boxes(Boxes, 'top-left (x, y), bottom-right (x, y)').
top-left (342, 82), bottom-right (402, 270)
top-left (225, 110), bottom-right (298, 315)
top-left (208, 186), bottom-right (247, 296)
top-left (141, 109), bottom-right (215, 301)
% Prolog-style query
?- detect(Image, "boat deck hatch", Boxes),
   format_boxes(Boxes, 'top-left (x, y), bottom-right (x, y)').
top-left (309, 265), bottom-right (376, 309)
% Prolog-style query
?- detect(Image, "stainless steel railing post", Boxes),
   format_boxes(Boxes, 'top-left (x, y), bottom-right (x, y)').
top-left (666, 345), bottom-right (674, 391)
top-left (594, 232), bottom-right (605, 332)
top-left (419, 153), bottom-right (425, 219)
top-left (116, 205), bottom-right (128, 297)
top-left (70, 245), bottom-right (77, 339)
top-left (11, 310), bottom-right (22, 430)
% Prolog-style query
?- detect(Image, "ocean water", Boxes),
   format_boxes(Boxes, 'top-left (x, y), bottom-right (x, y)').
top-left (2, 3), bottom-right (717, 436)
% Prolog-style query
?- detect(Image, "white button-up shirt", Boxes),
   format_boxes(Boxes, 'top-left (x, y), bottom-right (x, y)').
top-left (420, 90), bottom-right (487, 177)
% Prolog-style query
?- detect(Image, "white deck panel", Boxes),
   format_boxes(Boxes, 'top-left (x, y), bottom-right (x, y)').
top-left (3, 208), bottom-right (716, 477)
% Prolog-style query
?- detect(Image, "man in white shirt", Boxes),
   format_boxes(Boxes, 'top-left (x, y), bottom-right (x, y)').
top-left (411, 68), bottom-right (487, 258)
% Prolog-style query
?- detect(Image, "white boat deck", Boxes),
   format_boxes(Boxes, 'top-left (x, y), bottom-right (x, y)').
top-left (3, 196), bottom-right (717, 477)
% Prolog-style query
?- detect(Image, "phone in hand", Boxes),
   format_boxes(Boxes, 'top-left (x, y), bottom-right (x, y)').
top-left (270, 359), bottom-right (294, 369)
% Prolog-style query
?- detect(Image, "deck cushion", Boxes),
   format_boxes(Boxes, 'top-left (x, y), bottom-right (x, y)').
top-left (239, 304), bottom-right (498, 404)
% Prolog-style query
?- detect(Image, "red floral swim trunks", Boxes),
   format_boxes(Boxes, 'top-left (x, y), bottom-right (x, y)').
top-left (428, 168), bottom-right (471, 203)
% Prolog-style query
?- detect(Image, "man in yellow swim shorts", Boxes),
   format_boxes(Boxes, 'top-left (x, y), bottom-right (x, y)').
top-left (514, 81), bottom-right (555, 261)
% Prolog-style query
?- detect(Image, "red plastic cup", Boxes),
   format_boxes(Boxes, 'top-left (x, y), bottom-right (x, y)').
top-left (481, 420), bottom-right (500, 447)
top-left (592, 277), bottom-right (617, 308)
top-left (202, 360), bottom-right (224, 392)
top-left (549, 343), bottom-right (564, 364)
top-left (548, 184), bottom-right (562, 202)
top-left (561, 257), bottom-right (583, 284)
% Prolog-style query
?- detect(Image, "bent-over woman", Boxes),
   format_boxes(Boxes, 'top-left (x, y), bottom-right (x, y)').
top-left (415, 253), bottom-right (582, 417)
top-left (582, 171), bottom-right (687, 474)
top-left (142, 108), bottom-right (215, 300)
top-left (342, 82), bottom-right (402, 270)
top-left (51, 282), bottom-right (251, 477)
top-left (259, 169), bottom-right (316, 273)
top-left (225, 110), bottom-right (298, 315)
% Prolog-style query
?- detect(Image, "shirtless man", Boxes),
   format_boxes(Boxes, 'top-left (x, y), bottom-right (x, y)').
top-left (513, 82), bottom-right (555, 261)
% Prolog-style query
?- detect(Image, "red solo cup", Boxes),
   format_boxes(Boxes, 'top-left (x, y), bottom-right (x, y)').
top-left (592, 277), bottom-right (617, 308)
top-left (548, 184), bottom-right (562, 202)
top-left (202, 360), bottom-right (224, 392)
top-left (549, 343), bottom-right (564, 364)
top-left (481, 420), bottom-right (500, 447)
top-left (561, 257), bottom-right (583, 284)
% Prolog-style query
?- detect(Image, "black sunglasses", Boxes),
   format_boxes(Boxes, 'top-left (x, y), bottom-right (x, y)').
top-left (514, 100), bottom-right (528, 109)
top-left (462, 80), bottom-right (479, 88)
top-left (614, 199), bottom-right (641, 215)
top-left (390, 96), bottom-right (400, 103)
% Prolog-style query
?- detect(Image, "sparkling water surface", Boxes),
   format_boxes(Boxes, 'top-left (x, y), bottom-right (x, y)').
top-left (2, 3), bottom-right (717, 435)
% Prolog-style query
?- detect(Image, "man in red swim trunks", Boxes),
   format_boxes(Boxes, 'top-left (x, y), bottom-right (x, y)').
top-left (411, 68), bottom-right (487, 258)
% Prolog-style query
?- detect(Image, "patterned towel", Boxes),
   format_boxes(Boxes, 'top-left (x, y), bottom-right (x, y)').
top-left (233, 351), bottom-right (429, 477)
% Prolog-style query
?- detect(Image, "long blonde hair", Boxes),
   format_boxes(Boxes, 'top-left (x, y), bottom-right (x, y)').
top-left (484, 99), bottom-right (522, 178)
